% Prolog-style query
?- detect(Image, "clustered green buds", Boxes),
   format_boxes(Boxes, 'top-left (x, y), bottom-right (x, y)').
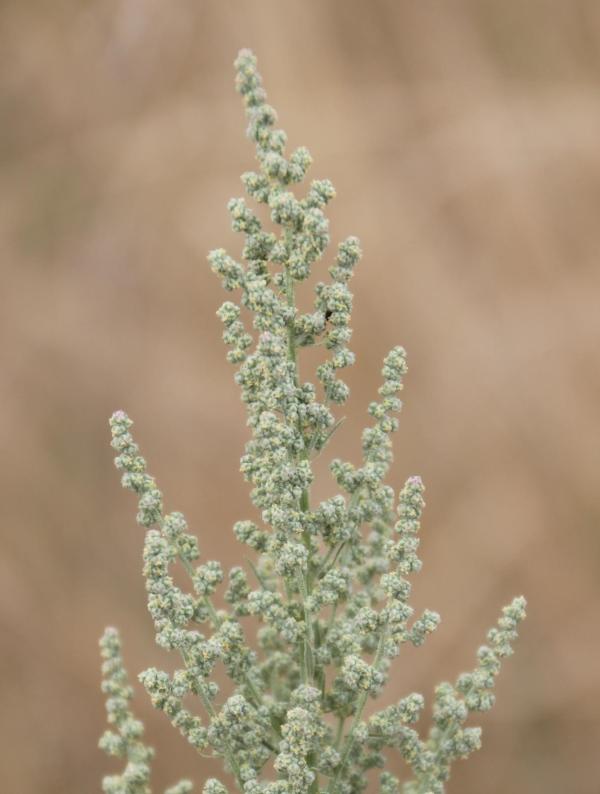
top-left (99, 49), bottom-right (526, 794)
top-left (99, 627), bottom-right (193, 794)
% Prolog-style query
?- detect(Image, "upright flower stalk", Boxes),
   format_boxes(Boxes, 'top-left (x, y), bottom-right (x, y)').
top-left (99, 49), bottom-right (526, 794)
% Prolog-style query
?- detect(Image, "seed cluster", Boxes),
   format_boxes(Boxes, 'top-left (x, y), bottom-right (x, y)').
top-left (99, 50), bottom-right (526, 794)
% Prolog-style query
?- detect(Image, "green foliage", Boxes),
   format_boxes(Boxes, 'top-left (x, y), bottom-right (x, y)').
top-left (99, 49), bottom-right (526, 794)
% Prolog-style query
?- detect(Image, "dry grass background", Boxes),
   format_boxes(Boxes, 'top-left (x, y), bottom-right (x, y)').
top-left (2, 1), bottom-right (600, 792)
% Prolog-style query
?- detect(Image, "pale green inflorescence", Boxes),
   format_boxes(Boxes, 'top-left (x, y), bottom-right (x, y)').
top-left (99, 627), bottom-right (193, 794)
top-left (99, 49), bottom-right (526, 794)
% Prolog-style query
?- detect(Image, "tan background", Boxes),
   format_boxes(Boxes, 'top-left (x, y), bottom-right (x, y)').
top-left (2, 1), bottom-right (600, 792)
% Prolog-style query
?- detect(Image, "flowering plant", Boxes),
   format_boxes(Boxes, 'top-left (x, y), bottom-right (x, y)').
top-left (99, 49), bottom-right (526, 794)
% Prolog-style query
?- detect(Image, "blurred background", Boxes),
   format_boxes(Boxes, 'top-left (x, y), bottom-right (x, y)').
top-left (2, 1), bottom-right (600, 792)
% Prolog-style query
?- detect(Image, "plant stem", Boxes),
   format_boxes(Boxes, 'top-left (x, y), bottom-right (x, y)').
top-left (334, 715), bottom-right (345, 749)
top-left (297, 570), bottom-right (315, 683)
top-left (285, 261), bottom-right (322, 794)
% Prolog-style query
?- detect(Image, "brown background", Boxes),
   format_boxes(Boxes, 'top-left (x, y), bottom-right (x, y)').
top-left (2, 1), bottom-right (600, 792)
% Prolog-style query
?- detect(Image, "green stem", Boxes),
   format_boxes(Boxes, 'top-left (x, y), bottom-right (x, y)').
top-left (284, 263), bottom-right (317, 687)
top-left (317, 541), bottom-right (346, 581)
top-left (326, 602), bottom-right (339, 638)
top-left (285, 262), bottom-right (321, 794)
top-left (297, 571), bottom-right (315, 684)
top-left (334, 715), bottom-right (345, 749)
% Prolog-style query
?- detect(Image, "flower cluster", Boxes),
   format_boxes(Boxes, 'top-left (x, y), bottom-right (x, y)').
top-left (99, 627), bottom-right (192, 794)
top-left (99, 49), bottom-right (526, 794)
